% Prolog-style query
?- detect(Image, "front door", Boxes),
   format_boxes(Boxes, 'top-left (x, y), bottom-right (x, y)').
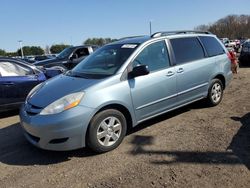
top-left (128, 40), bottom-right (177, 122)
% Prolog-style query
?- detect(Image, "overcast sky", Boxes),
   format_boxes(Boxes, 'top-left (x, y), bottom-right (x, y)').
top-left (1, 0), bottom-right (250, 51)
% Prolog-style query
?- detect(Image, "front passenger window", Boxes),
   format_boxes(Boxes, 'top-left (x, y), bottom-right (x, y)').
top-left (133, 41), bottom-right (170, 72)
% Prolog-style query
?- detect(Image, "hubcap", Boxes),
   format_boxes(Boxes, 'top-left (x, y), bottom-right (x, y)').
top-left (211, 83), bottom-right (222, 103)
top-left (97, 116), bottom-right (122, 147)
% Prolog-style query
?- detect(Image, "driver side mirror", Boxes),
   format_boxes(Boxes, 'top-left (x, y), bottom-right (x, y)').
top-left (128, 64), bottom-right (149, 79)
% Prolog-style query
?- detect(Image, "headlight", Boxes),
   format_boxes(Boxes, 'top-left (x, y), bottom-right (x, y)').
top-left (26, 83), bottom-right (44, 100)
top-left (40, 92), bottom-right (84, 115)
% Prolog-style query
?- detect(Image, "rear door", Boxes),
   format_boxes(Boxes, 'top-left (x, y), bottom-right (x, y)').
top-left (170, 37), bottom-right (212, 105)
top-left (0, 61), bottom-right (41, 107)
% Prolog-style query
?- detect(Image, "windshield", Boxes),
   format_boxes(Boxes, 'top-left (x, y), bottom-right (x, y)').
top-left (57, 47), bottom-right (74, 59)
top-left (71, 43), bottom-right (138, 78)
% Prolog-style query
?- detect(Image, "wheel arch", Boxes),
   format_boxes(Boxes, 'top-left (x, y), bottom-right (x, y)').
top-left (85, 103), bottom-right (134, 146)
top-left (213, 74), bottom-right (226, 90)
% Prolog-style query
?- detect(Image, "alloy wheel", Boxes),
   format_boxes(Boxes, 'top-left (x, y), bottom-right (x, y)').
top-left (97, 116), bottom-right (122, 147)
top-left (211, 83), bottom-right (222, 103)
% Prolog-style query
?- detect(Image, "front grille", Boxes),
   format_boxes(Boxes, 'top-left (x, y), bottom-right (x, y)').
top-left (49, 138), bottom-right (69, 144)
top-left (26, 132), bottom-right (40, 143)
top-left (26, 111), bottom-right (38, 116)
top-left (25, 102), bottom-right (43, 116)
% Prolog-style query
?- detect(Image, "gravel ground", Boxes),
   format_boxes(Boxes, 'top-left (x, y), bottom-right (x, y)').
top-left (0, 67), bottom-right (249, 188)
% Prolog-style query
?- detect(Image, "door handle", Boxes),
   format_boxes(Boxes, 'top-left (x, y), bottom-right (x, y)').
top-left (177, 68), bottom-right (184, 73)
top-left (166, 71), bottom-right (175, 77)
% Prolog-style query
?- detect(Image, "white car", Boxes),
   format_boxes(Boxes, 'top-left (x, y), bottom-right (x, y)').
top-left (229, 40), bottom-right (236, 48)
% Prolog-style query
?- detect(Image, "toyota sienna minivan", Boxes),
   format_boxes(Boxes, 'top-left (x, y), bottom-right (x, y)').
top-left (20, 31), bottom-right (232, 153)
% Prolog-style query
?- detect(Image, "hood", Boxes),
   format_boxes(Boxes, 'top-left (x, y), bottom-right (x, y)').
top-left (34, 57), bottom-right (64, 66)
top-left (28, 74), bottom-right (103, 108)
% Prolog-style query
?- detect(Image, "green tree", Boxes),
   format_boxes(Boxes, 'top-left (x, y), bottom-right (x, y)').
top-left (17, 46), bottom-right (44, 56)
top-left (6, 52), bottom-right (18, 57)
top-left (30, 46), bottom-right (44, 55)
top-left (0, 49), bottom-right (6, 56)
top-left (50, 44), bottom-right (70, 54)
top-left (83, 37), bottom-right (117, 46)
top-left (17, 46), bottom-right (30, 56)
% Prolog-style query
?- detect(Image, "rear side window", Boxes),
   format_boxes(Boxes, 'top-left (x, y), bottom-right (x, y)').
top-left (0, 61), bottom-right (33, 77)
top-left (199, 36), bottom-right (225, 57)
top-left (170, 37), bottom-right (205, 64)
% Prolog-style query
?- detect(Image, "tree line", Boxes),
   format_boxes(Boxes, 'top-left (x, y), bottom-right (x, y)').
top-left (83, 38), bottom-right (117, 46)
top-left (0, 37), bottom-right (117, 57)
top-left (195, 14), bottom-right (250, 39)
top-left (0, 44), bottom-right (71, 57)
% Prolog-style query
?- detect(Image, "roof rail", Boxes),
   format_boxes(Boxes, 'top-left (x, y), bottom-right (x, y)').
top-left (118, 35), bottom-right (146, 41)
top-left (151, 30), bottom-right (212, 38)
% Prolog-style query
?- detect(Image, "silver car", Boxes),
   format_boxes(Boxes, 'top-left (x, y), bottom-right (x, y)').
top-left (20, 31), bottom-right (232, 153)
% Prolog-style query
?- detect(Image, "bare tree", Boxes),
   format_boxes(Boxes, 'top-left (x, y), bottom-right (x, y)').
top-left (195, 14), bottom-right (250, 39)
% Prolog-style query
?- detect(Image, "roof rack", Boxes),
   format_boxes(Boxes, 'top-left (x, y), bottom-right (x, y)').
top-left (118, 35), bottom-right (147, 41)
top-left (151, 30), bottom-right (212, 38)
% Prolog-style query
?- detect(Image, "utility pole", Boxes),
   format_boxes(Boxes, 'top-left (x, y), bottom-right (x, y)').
top-left (149, 21), bottom-right (152, 35)
top-left (18, 40), bottom-right (24, 58)
top-left (149, 20), bottom-right (154, 35)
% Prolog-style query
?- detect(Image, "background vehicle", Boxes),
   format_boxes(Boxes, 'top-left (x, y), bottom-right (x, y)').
top-left (34, 55), bottom-right (54, 62)
top-left (239, 40), bottom-right (250, 66)
top-left (0, 58), bottom-right (62, 112)
top-left (234, 39), bottom-right (241, 52)
top-left (220, 38), bottom-right (229, 47)
top-left (22, 55), bottom-right (54, 64)
top-left (22, 55), bottom-right (35, 63)
top-left (34, 45), bottom-right (98, 71)
top-left (20, 31), bottom-right (232, 153)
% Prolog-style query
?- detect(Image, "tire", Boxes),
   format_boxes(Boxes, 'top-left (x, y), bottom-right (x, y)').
top-left (206, 79), bottom-right (223, 106)
top-left (87, 109), bottom-right (127, 153)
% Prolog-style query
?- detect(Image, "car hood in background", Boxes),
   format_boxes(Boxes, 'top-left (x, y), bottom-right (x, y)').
top-left (43, 68), bottom-right (63, 78)
top-left (28, 74), bottom-right (103, 108)
top-left (34, 57), bottom-right (65, 66)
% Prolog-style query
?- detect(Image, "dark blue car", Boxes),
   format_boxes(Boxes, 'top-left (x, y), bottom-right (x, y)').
top-left (0, 57), bottom-right (61, 112)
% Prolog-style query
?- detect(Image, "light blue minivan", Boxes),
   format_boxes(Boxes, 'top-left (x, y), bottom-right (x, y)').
top-left (20, 31), bottom-right (232, 153)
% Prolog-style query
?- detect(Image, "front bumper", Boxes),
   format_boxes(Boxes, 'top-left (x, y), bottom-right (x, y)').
top-left (19, 105), bottom-right (95, 151)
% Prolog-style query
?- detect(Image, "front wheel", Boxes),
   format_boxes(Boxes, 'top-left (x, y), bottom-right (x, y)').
top-left (206, 79), bottom-right (223, 106)
top-left (87, 109), bottom-right (127, 153)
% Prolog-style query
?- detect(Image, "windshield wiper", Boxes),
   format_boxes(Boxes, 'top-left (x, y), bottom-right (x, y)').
top-left (65, 71), bottom-right (88, 78)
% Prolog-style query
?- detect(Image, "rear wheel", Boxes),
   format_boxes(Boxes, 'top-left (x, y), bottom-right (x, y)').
top-left (87, 109), bottom-right (127, 153)
top-left (206, 79), bottom-right (223, 106)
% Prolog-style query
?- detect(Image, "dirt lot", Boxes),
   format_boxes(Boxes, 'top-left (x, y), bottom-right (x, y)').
top-left (0, 68), bottom-right (249, 188)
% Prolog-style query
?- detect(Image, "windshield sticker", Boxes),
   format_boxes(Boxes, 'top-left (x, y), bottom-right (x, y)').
top-left (121, 44), bottom-right (137, 48)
